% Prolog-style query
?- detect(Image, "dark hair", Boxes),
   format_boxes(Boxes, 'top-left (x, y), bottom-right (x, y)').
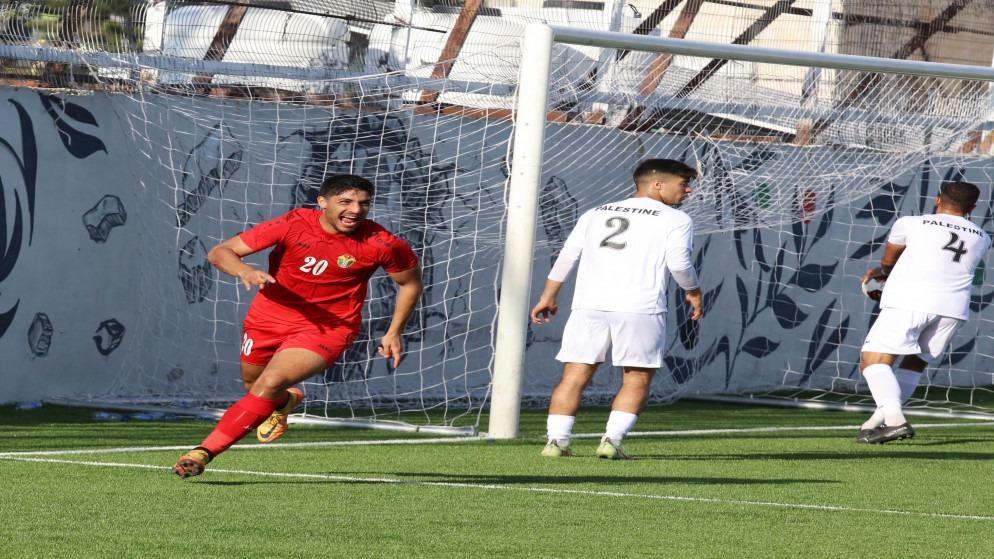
top-left (319, 174), bottom-right (375, 198)
top-left (939, 181), bottom-right (980, 211)
top-left (633, 159), bottom-right (698, 183)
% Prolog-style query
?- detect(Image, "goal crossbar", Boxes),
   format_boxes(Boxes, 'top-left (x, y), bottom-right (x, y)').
top-left (550, 25), bottom-right (994, 82)
top-left (4, 43), bottom-right (990, 130)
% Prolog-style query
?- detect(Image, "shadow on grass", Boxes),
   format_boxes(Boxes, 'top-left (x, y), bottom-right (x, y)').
top-left (911, 438), bottom-right (994, 447)
top-left (654, 449), bottom-right (994, 461)
top-left (619, 430), bottom-right (994, 442)
top-left (194, 480), bottom-right (348, 486)
top-left (334, 471), bottom-right (837, 486)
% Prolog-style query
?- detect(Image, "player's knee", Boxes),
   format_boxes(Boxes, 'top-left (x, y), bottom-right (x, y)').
top-left (859, 351), bottom-right (894, 371)
top-left (621, 368), bottom-right (653, 386)
top-left (557, 375), bottom-right (589, 392)
top-left (251, 373), bottom-right (292, 395)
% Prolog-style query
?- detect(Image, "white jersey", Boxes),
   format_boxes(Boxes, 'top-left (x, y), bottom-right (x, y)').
top-left (548, 197), bottom-right (695, 314)
top-left (881, 213), bottom-right (991, 320)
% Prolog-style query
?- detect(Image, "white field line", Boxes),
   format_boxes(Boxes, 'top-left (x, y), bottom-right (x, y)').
top-left (570, 421), bottom-right (994, 439)
top-left (0, 436), bottom-right (482, 457)
top-left (1, 421), bottom-right (989, 458)
top-left (3, 455), bottom-right (994, 522)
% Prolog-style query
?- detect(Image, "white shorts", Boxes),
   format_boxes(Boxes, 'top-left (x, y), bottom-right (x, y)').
top-left (862, 308), bottom-right (963, 363)
top-left (556, 309), bottom-right (666, 368)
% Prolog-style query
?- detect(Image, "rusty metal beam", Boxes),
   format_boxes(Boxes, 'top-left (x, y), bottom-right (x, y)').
top-left (615, 0), bottom-right (684, 62)
top-left (706, 0), bottom-right (994, 38)
top-left (615, 0), bottom-right (704, 129)
top-left (420, 0), bottom-right (482, 104)
top-left (676, 0), bottom-right (796, 98)
top-left (838, 0), bottom-right (975, 109)
top-left (192, 3), bottom-right (249, 87)
top-left (806, 0), bottom-right (975, 142)
top-left (894, 0), bottom-right (974, 61)
top-left (638, 0), bottom-right (704, 96)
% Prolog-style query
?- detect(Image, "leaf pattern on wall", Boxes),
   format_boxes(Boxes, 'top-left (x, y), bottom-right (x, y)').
top-left (664, 355), bottom-right (696, 384)
top-left (39, 93), bottom-right (107, 159)
top-left (753, 229), bottom-right (769, 271)
top-left (742, 336), bottom-right (779, 358)
top-left (771, 293), bottom-right (808, 329)
top-left (849, 230), bottom-right (890, 260)
top-left (0, 99), bottom-right (37, 339)
top-left (854, 180), bottom-right (910, 226)
top-left (655, 153), bottom-right (990, 396)
top-left (735, 276), bottom-right (749, 326)
top-left (790, 262), bottom-right (838, 293)
top-left (0, 300), bottom-right (17, 338)
top-left (0, 186), bottom-right (23, 283)
top-left (674, 290), bottom-right (697, 350)
top-left (947, 338), bottom-right (976, 366)
top-left (733, 229), bottom-right (748, 269)
top-left (969, 290), bottom-right (994, 313)
top-left (800, 300), bottom-right (851, 384)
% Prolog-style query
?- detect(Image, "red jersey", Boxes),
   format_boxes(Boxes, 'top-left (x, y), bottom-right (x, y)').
top-left (238, 208), bottom-right (418, 330)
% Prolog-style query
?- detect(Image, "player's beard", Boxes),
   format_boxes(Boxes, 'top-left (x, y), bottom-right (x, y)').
top-left (332, 210), bottom-right (365, 233)
top-left (667, 190), bottom-right (688, 207)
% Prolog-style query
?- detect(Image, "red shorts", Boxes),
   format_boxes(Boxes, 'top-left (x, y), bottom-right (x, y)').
top-left (240, 321), bottom-right (359, 367)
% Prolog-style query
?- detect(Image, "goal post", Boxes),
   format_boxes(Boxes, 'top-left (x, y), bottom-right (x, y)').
top-left (486, 23), bottom-right (994, 439)
top-left (488, 24), bottom-right (555, 439)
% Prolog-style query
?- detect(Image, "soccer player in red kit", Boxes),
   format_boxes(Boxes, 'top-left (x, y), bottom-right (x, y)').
top-left (172, 174), bottom-right (422, 478)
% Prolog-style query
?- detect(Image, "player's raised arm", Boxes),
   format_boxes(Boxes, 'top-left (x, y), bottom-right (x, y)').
top-left (378, 265), bottom-right (423, 368)
top-left (207, 236), bottom-right (276, 291)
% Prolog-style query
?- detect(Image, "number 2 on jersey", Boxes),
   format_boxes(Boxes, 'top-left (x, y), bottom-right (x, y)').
top-left (299, 256), bottom-right (329, 275)
top-left (599, 217), bottom-right (630, 250)
top-left (942, 232), bottom-right (968, 263)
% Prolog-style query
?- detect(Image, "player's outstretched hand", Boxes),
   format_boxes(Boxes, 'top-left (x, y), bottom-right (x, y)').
top-left (686, 289), bottom-right (703, 321)
top-left (861, 266), bottom-right (886, 284)
top-left (530, 298), bottom-right (558, 324)
top-left (238, 269), bottom-right (276, 290)
top-left (378, 333), bottom-right (403, 368)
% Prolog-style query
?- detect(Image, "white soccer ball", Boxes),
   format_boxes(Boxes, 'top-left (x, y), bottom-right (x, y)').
top-left (861, 275), bottom-right (887, 301)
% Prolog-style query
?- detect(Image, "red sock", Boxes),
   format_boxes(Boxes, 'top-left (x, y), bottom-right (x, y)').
top-left (199, 392), bottom-right (289, 456)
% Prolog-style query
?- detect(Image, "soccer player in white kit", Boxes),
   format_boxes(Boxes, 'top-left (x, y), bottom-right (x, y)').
top-left (858, 181), bottom-right (990, 444)
top-left (530, 159), bottom-right (703, 459)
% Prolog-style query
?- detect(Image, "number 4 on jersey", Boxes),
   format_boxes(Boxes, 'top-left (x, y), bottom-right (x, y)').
top-left (942, 232), bottom-right (968, 263)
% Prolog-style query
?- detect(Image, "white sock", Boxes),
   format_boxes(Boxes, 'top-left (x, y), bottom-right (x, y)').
top-left (862, 363), bottom-right (907, 426)
top-left (896, 368), bottom-right (922, 402)
top-left (603, 411), bottom-right (639, 444)
top-left (862, 368), bottom-right (922, 429)
top-left (547, 414), bottom-right (575, 445)
top-left (861, 407), bottom-right (885, 430)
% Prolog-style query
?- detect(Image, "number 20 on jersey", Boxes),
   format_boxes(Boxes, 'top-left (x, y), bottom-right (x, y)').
top-left (299, 256), bottom-right (328, 275)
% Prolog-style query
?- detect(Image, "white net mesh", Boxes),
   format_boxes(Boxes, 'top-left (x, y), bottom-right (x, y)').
top-left (3, 0), bottom-right (994, 424)
top-left (110, 87), bottom-right (512, 430)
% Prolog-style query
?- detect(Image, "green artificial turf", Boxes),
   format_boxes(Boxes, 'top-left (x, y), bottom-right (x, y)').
top-left (2, 403), bottom-right (993, 558)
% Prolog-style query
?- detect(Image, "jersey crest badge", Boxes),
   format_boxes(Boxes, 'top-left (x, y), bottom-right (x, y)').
top-left (337, 254), bottom-right (357, 269)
